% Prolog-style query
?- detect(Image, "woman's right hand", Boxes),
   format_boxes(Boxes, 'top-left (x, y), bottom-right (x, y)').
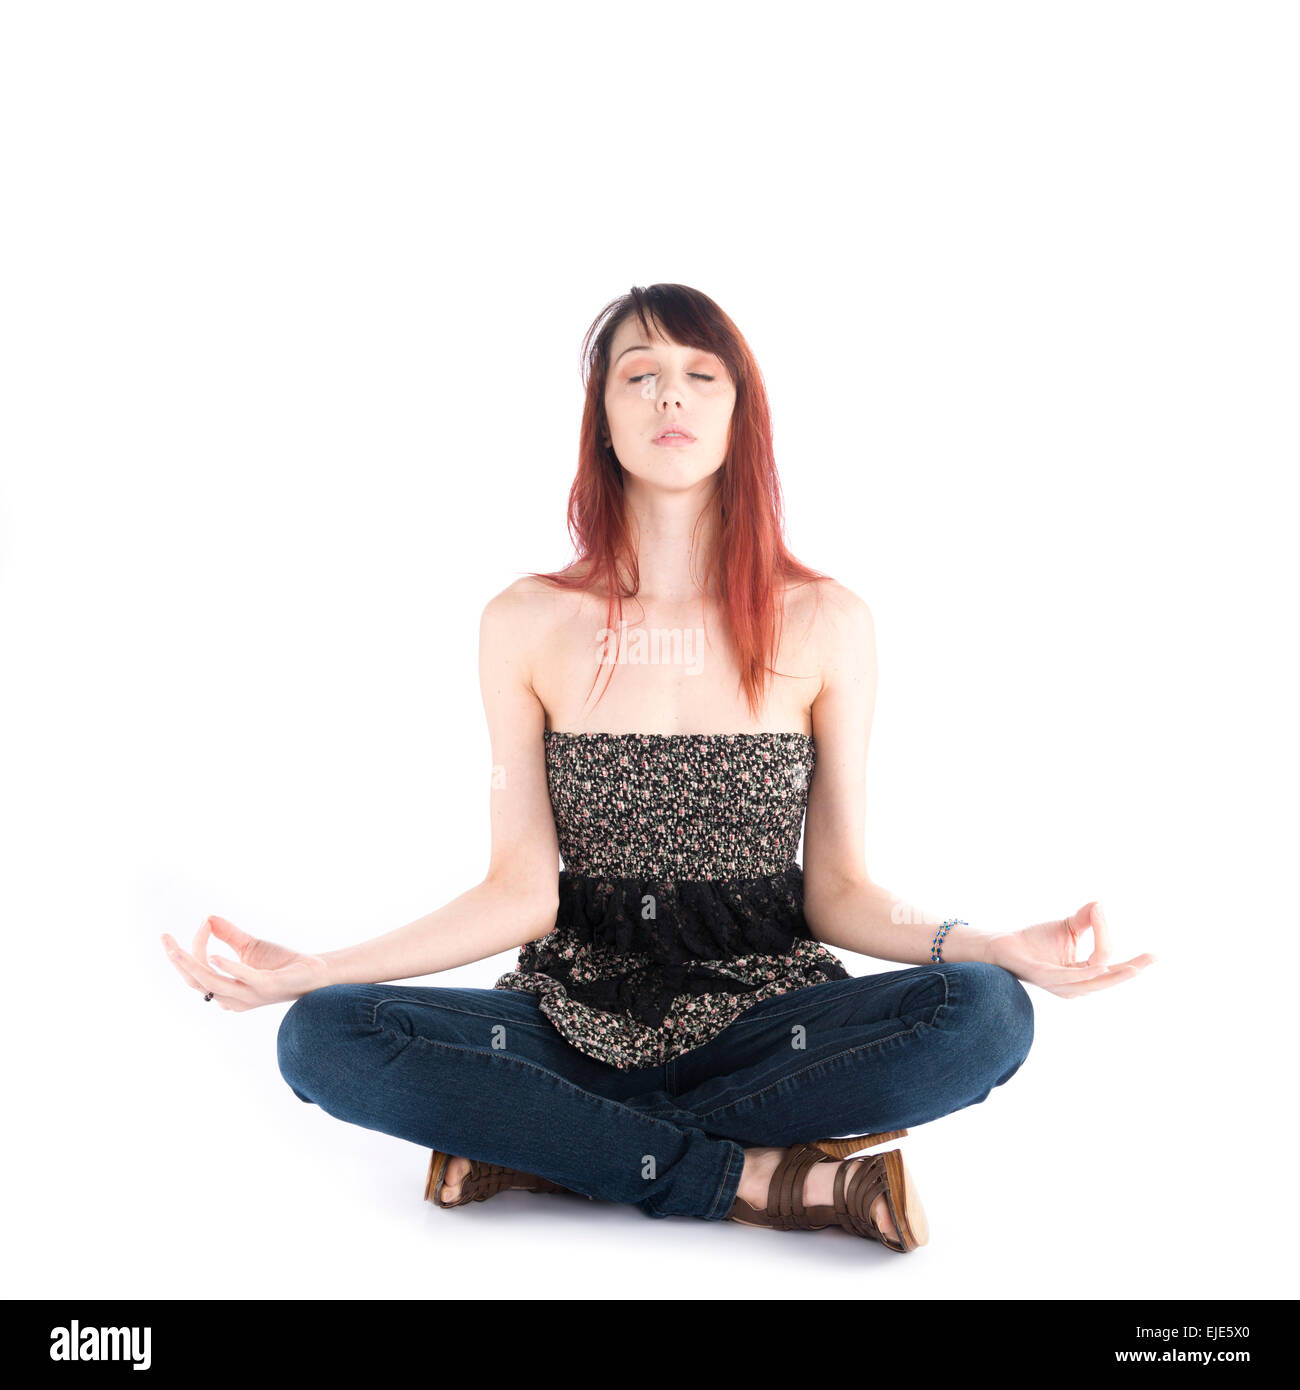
top-left (161, 915), bottom-right (331, 1011)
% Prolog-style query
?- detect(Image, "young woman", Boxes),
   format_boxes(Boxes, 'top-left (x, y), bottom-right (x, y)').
top-left (160, 283), bottom-right (1154, 1252)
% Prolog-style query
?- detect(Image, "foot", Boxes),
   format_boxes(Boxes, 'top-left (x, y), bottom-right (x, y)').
top-left (438, 1155), bottom-right (472, 1204)
top-left (737, 1145), bottom-right (901, 1245)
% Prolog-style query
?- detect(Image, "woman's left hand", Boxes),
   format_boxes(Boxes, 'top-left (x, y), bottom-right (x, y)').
top-left (983, 902), bottom-right (1156, 998)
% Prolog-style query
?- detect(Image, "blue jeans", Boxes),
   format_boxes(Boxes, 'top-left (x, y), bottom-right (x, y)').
top-left (276, 961), bottom-right (1033, 1221)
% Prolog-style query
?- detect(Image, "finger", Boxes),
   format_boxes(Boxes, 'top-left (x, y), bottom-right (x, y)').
top-left (208, 953), bottom-right (266, 991)
top-left (190, 915), bottom-right (238, 967)
top-left (1058, 907), bottom-right (1095, 967)
top-left (1060, 906), bottom-right (1081, 965)
top-left (1054, 966), bottom-right (1140, 997)
top-left (192, 917), bottom-right (214, 967)
top-left (169, 954), bottom-right (246, 1007)
top-left (207, 915), bottom-right (259, 958)
top-left (1052, 955), bottom-right (1156, 997)
top-left (162, 940), bottom-right (210, 995)
top-left (165, 939), bottom-right (255, 1001)
top-left (162, 936), bottom-right (250, 1006)
top-left (1028, 960), bottom-right (1116, 987)
top-left (1085, 901), bottom-right (1112, 969)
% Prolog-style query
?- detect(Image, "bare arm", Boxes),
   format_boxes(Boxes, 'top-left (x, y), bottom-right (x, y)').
top-left (801, 583), bottom-right (993, 966)
top-left (319, 582), bottom-right (561, 985)
top-left (316, 879), bottom-right (556, 986)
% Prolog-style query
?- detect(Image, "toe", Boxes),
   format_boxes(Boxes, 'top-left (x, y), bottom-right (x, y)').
top-left (442, 1155), bottom-right (469, 1202)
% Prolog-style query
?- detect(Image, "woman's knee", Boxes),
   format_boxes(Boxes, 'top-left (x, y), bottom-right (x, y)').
top-left (276, 984), bottom-right (372, 1099)
top-left (944, 961), bottom-right (1034, 1073)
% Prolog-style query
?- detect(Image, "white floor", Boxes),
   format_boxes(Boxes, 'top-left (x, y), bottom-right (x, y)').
top-left (11, 962), bottom-right (1291, 1302)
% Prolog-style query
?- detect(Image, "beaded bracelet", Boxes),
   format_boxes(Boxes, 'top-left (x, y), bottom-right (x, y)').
top-left (931, 918), bottom-right (967, 963)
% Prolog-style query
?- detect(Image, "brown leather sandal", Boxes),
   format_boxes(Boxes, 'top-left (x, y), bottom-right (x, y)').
top-left (726, 1141), bottom-right (928, 1252)
top-left (424, 1127), bottom-right (911, 1214)
top-left (424, 1151), bottom-right (579, 1208)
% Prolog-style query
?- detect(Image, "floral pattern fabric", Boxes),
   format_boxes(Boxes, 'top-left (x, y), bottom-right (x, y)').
top-left (492, 732), bottom-right (850, 1070)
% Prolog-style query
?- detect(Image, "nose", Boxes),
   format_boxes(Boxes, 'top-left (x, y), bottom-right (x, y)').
top-left (649, 368), bottom-right (687, 410)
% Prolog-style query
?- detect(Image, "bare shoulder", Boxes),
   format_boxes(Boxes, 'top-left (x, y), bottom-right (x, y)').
top-left (816, 578), bottom-right (874, 637)
top-left (784, 576), bottom-right (874, 642)
top-left (792, 578), bottom-right (877, 694)
top-left (480, 575), bottom-right (587, 691)
top-left (480, 575), bottom-right (568, 637)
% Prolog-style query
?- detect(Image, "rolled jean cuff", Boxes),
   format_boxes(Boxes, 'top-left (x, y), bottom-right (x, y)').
top-left (706, 1139), bottom-right (745, 1220)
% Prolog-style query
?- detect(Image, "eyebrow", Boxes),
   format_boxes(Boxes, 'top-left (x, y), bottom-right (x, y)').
top-left (613, 344), bottom-right (717, 365)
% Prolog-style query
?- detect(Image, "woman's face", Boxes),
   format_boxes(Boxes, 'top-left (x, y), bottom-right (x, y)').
top-left (602, 317), bottom-right (736, 492)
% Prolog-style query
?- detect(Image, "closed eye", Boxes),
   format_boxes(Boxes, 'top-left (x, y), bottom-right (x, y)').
top-left (628, 373), bottom-right (715, 384)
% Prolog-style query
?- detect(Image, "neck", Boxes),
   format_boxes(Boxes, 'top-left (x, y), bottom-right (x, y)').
top-left (619, 475), bottom-right (722, 605)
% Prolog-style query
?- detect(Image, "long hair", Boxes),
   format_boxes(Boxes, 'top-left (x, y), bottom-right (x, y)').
top-left (525, 284), bottom-right (832, 721)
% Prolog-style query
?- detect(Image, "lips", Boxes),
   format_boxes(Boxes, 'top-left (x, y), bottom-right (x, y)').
top-left (652, 426), bottom-right (696, 444)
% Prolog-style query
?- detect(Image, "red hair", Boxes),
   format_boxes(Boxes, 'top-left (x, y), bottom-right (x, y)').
top-left (525, 283), bottom-right (833, 721)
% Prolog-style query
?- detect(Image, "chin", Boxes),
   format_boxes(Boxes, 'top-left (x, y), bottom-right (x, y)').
top-left (624, 458), bottom-right (724, 488)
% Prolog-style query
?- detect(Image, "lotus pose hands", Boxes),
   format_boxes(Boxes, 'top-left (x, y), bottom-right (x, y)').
top-left (161, 915), bottom-right (329, 1011)
top-left (983, 901), bottom-right (1155, 998)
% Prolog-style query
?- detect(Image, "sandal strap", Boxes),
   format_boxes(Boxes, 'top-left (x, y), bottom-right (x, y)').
top-left (765, 1143), bottom-right (833, 1231)
top-left (832, 1154), bottom-right (904, 1249)
top-left (464, 1161), bottom-right (515, 1201)
top-left (464, 1161), bottom-right (568, 1201)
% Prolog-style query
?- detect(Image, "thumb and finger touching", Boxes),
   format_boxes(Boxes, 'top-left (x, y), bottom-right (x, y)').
top-left (1084, 900), bottom-right (1112, 969)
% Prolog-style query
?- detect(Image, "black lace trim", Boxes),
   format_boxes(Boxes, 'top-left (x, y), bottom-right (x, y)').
top-left (557, 863), bottom-right (819, 960)
top-left (514, 864), bottom-right (850, 1028)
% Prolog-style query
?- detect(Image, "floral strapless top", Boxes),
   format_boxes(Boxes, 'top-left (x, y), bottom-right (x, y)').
top-left (492, 731), bottom-right (849, 1070)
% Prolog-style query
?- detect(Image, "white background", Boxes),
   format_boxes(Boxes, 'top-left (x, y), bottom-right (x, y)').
top-left (2, 1), bottom-right (1295, 1302)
